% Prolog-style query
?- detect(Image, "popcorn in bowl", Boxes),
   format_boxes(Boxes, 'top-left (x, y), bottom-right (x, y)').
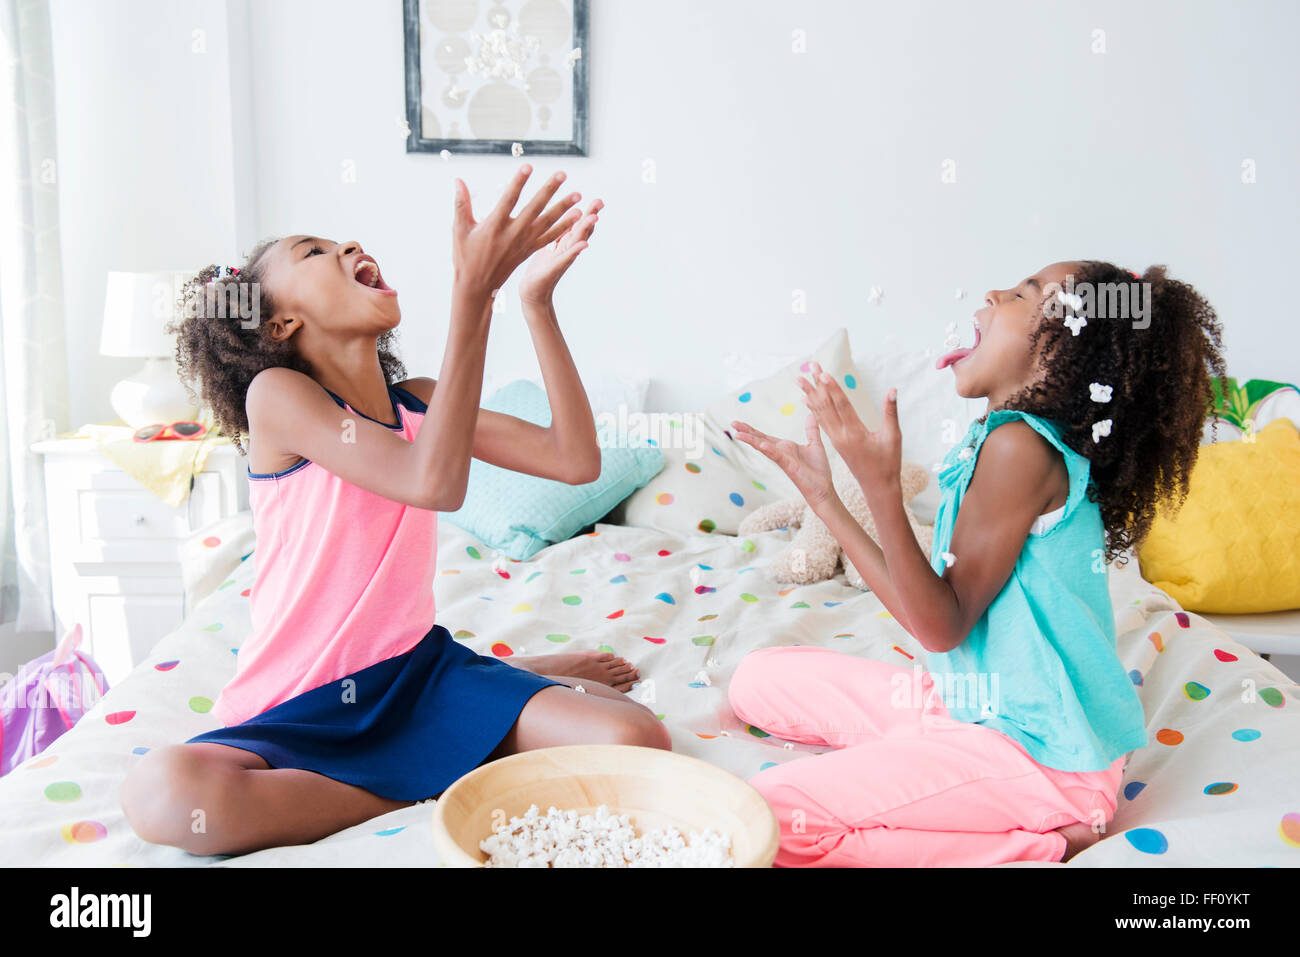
top-left (480, 804), bottom-right (733, 868)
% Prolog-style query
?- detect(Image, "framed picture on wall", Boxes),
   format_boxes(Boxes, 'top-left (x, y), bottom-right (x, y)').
top-left (402, 0), bottom-right (589, 155)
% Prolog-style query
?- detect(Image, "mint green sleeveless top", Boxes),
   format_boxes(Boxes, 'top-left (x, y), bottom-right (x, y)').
top-left (924, 410), bottom-right (1147, 771)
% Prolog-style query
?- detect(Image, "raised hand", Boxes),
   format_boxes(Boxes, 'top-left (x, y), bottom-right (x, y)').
top-left (799, 361), bottom-right (902, 491)
top-left (519, 199), bottom-right (603, 305)
top-left (730, 414), bottom-right (837, 510)
top-left (452, 165), bottom-right (584, 296)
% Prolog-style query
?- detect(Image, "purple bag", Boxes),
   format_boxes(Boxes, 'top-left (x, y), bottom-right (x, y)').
top-left (0, 624), bottom-right (109, 775)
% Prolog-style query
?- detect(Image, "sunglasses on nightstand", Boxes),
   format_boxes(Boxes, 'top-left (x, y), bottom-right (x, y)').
top-left (132, 421), bottom-right (208, 442)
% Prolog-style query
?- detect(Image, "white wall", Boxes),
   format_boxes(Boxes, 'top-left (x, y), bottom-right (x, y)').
top-left (53, 0), bottom-right (1300, 425)
top-left (50, 0), bottom-right (253, 427)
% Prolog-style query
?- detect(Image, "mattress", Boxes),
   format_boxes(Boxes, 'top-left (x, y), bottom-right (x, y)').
top-left (1, 518), bottom-right (1297, 867)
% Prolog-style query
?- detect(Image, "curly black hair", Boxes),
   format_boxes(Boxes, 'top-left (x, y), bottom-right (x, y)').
top-left (998, 261), bottom-right (1227, 566)
top-left (166, 238), bottom-right (407, 454)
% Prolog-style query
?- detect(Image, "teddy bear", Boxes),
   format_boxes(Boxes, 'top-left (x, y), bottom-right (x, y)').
top-left (738, 457), bottom-right (934, 589)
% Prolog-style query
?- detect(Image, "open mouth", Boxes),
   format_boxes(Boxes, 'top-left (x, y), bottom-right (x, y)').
top-left (936, 318), bottom-right (981, 370)
top-left (352, 256), bottom-right (396, 296)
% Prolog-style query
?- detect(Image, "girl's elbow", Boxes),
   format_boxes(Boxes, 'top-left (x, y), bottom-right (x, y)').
top-left (417, 472), bottom-right (468, 511)
top-left (913, 625), bottom-right (964, 655)
top-left (567, 455), bottom-right (602, 485)
top-left (431, 490), bottom-right (467, 512)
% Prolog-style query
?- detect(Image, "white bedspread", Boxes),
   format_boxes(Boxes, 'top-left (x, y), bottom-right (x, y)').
top-left (2, 519), bottom-right (1297, 867)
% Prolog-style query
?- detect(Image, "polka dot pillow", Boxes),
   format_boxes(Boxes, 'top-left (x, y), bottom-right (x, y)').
top-left (616, 328), bottom-right (879, 537)
top-left (707, 328), bottom-right (883, 442)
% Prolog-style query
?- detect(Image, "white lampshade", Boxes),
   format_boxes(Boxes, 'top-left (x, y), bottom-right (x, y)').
top-left (100, 269), bottom-right (203, 428)
top-left (100, 270), bottom-right (196, 358)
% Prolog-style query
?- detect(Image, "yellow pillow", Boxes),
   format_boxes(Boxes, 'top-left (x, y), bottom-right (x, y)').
top-left (1138, 418), bottom-right (1300, 612)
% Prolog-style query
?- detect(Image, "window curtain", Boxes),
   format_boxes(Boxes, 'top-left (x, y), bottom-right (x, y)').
top-left (0, 0), bottom-right (69, 633)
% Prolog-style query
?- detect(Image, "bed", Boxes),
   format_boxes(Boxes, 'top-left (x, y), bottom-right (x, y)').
top-left (1, 516), bottom-right (1297, 867)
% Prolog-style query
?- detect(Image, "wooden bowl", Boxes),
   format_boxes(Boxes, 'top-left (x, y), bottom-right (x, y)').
top-left (431, 745), bottom-right (780, 868)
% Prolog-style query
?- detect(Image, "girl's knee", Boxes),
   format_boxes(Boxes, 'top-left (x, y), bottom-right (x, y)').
top-left (747, 768), bottom-right (842, 866)
top-left (120, 745), bottom-right (234, 851)
top-left (728, 647), bottom-right (790, 722)
top-left (604, 708), bottom-right (671, 751)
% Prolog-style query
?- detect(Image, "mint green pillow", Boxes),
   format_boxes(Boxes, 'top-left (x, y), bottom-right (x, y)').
top-left (444, 380), bottom-right (665, 559)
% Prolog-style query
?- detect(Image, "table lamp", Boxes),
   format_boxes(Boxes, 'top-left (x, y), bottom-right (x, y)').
top-left (100, 270), bottom-right (200, 430)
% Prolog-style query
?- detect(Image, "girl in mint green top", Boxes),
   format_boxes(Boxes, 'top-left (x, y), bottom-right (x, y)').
top-left (926, 409), bottom-right (1147, 771)
top-left (731, 260), bottom-right (1227, 865)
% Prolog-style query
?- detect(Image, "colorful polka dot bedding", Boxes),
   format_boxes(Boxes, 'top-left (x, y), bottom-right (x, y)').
top-left (0, 517), bottom-right (1296, 866)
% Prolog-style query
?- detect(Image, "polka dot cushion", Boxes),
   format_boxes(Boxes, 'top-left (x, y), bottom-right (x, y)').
top-left (707, 328), bottom-right (882, 445)
top-left (614, 412), bottom-right (795, 537)
top-left (616, 329), bottom-right (877, 537)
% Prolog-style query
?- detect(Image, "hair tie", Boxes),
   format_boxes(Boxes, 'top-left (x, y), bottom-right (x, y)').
top-left (206, 265), bottom-right (242, 284)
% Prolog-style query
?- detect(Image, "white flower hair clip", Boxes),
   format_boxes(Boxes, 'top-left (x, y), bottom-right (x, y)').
top-left (1092, 419), bottom-right (1112, 443)
top-left (1089, 382), bottom-right (1113, 403)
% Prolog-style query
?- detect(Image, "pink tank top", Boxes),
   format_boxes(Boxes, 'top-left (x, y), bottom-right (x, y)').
top-left (212, 384), bottom-right (436, 726)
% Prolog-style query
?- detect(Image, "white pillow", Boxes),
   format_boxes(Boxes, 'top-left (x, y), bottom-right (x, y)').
top-left (853, 338), bottom-right (984, 523)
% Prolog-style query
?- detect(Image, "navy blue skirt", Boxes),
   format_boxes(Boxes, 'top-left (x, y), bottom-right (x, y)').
top-left (186, 625), bottom-right (563, 801)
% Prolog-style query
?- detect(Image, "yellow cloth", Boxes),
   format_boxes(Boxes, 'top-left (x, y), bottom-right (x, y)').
top-left (1138, 418), bottom-right (1300, 613)
top-left (61, 408), bottom-right (228, 507)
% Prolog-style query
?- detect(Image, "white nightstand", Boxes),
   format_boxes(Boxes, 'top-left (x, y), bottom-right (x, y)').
top-left (32, 437), bottom-right (249, 685)
top-left (1199, 610), bottom-right (1300, 658)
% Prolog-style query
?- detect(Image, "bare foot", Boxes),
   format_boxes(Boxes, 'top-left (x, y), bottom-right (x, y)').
top-left (509, 650), bottom-right (640, 693)
top-left (1054, 821), bottom-right (1102, 862)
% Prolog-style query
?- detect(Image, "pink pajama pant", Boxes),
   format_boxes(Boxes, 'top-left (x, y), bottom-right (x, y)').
top-left (729, 646), bottom-right (1126, 867)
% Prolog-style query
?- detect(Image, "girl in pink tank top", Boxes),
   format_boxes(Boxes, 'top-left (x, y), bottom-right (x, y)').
top-left (121, 167), bottom-right (669, 858)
